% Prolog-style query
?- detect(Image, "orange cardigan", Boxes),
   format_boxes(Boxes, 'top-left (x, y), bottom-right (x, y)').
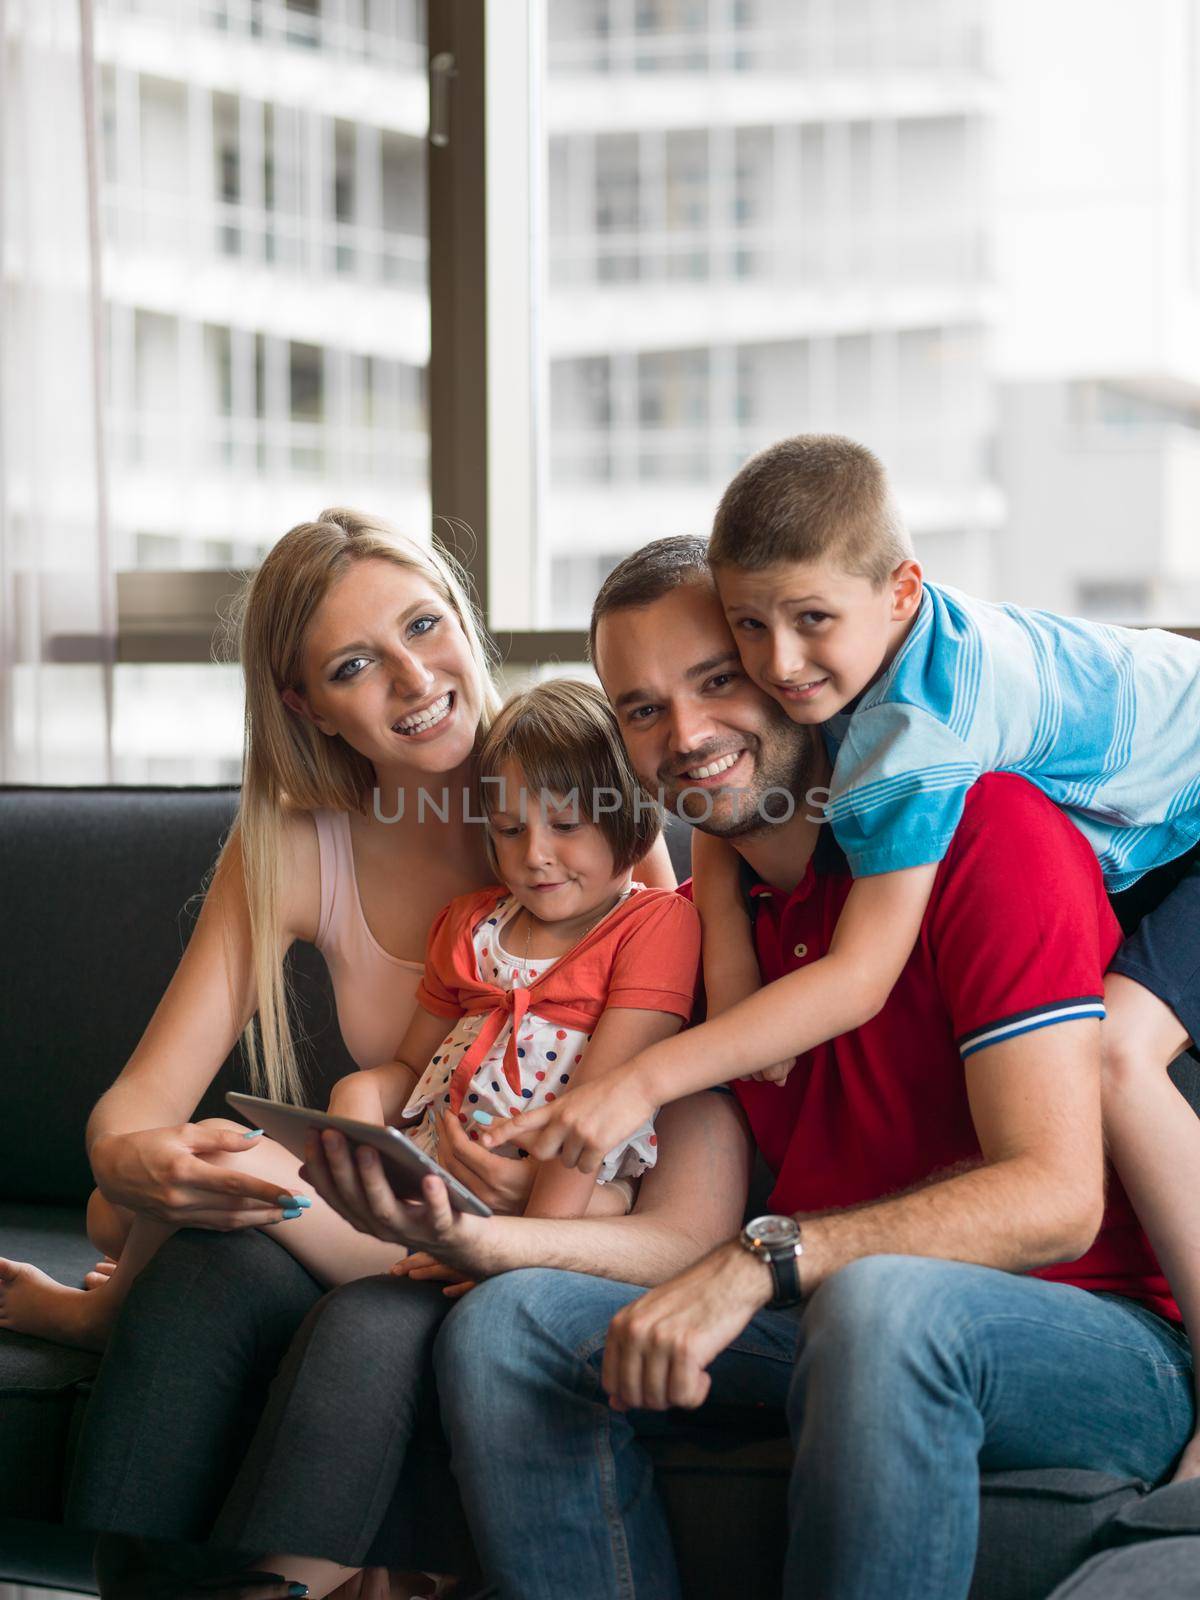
top-left (416, 885), bottom-right (701, 1114)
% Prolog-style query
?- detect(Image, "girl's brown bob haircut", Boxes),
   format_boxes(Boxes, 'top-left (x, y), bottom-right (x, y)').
top-left (476, 678), bottom-right (662, 876)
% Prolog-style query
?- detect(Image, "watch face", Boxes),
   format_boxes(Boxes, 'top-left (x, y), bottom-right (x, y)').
top-left (746, 1214), bottom-right (799, 1247)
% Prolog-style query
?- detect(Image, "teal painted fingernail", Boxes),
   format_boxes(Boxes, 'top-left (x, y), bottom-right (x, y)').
top-left (288, 1586), bottom-right (310, 1598)
top-left (472, 1110), bottom-right (493, 1126)
top-left (280, 1207), bottom-right (303, 1221)
top-left (242, 1128), bottom-right (264, 1138)
top-left (276, 1193), bottom-right (310, 1208)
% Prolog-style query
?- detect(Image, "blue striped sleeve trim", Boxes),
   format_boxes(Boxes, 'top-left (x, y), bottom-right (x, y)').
top-left (958, 997), bottom-right (1106, 1058)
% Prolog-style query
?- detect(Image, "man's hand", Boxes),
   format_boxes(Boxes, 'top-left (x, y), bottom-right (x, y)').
top-left (601, 1239), bottom-right (773, 1411)
top-left (481, 1066), bottom-right (656, 1174)
top-left (299, 1127), bottom-right (496, 1278)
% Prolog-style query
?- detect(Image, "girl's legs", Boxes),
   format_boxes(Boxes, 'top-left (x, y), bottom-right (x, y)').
top-left (0, 1122), bottom-right (404, 1350)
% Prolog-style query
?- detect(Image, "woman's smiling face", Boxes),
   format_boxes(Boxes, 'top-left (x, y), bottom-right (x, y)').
top-left (286, 556), bottom-right (485, 776)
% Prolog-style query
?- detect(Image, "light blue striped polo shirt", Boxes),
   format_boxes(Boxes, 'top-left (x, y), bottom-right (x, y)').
top-left (822, 582), bottom-right (1200, 889)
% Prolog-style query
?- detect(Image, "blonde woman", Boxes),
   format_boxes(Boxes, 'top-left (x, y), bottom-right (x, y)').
top-left (18, 509), bottom-right (673, 1594)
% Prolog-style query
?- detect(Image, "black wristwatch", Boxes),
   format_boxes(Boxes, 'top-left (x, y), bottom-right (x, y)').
top-left (738, 1214), bottom-right (804, 1309)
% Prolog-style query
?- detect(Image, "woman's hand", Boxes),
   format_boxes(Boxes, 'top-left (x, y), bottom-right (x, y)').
top-left (433, 1109), bottom-right (535, 1214)
top-left (299, 1128), bottom-right (498, 1279)
top-left (90, 1124), bottom-right (292, 1230)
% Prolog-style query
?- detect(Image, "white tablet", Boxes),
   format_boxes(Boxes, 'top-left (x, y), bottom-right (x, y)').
top-left (225, 1091), bottom-right (493, 1218)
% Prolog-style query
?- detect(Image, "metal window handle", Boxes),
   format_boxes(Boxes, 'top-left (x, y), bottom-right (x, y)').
top-left (429, 52), bottom-right (457, 148)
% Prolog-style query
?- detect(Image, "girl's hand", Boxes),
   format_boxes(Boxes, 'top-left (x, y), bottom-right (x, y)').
top-left (300, 1128), bottom-right (496, 1279)
top-left (434, 1109), bottom-right (535, 1214)
top-left (90, 1124), bottom-right (293, 1230)
top-left (391, 1251), bottom-right (477, 1299)
top-left (483, 1067), bottom-right (655, 1174)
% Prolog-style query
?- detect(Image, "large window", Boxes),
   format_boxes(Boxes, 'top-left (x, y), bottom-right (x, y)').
top-left (4, 0), bottom-right (1199, 784)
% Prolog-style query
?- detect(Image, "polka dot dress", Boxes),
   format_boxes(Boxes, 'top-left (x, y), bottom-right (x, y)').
top-left (402, 891), bottom-right (658, 1185)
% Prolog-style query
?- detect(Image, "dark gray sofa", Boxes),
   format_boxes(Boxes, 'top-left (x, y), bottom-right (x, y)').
top-left (1, 785), bottom-right (1196, 1597)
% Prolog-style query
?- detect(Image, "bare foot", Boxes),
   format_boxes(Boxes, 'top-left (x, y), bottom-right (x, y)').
top-left (0, 1258), bottom-right (116, 1351)
top-left (84, 1255), bottom-right (118, 1290)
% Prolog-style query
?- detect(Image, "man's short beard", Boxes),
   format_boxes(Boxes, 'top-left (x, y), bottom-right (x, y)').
top-left (666, 707), bottom-right (821, 840)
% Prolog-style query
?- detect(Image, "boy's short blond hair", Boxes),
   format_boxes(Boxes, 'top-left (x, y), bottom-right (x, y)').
top-left (709, 434), bottom-right (914, 586)
top-left (476, 678), bottom-right (661, 876)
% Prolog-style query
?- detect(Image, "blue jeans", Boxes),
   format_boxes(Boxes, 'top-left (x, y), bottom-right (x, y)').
top-left (434, 1256), bottom-right (1194, 1600)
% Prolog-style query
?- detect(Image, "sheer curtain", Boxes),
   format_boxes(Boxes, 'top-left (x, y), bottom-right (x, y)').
top-left (0, 0), bottom-right (114, 782)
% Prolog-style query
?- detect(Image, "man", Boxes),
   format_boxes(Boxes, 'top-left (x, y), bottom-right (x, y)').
top-left (312, 537), bottom-right (1193, 1600)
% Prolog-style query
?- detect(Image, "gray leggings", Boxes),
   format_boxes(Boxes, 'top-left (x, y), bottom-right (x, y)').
top-left (66, 1227), bottom-right (472, 1570)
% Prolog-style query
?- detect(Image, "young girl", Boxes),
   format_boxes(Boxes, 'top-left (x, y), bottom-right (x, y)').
top-left (327, 676), bottom-right (702, 1235)
top-left (0, 675), bottom-right (696, 1358)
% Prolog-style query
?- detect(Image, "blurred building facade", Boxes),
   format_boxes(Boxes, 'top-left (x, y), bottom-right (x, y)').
top-left (545, 0), bottom-right (1001, 622)
top-left (96, 0), bottom-right (430, 577)
top-left (74, 0), bottom-right (1200, 782)
top-left (992, 0), bottom-right (1200, 625)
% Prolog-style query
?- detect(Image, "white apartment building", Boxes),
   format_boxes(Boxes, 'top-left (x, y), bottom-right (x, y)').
top-left (86, 0), bottom-right (1200, 691)
top-left (96, 0), bottom-right (430, 576)
top-left (992, 0), bottom-right (1200, 625)
top-left (94, 0), bottom-right (1001, 619)
top-left (544, 0), bottom-right (1002, 622)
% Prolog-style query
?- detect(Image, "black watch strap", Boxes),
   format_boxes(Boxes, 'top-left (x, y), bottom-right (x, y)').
top-left (767, 1245), bottom-right (802, 1309)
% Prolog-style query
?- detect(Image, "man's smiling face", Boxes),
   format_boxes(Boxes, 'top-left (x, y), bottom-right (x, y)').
top-left (593, 579), bottom-right (820, 838)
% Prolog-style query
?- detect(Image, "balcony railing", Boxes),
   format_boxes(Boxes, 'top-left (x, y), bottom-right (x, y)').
top-left (550, 220), bottom-right (990, 290)
top-left (108, 409), bottom-right (429, 485)
top-left (99, 0), bottom-right (426, 73)
top-left (547, 16), bottom-right (990, 79)
top-left (103, 185), bottom-right (428, 289)
top-left (550, 422), bottom-right (990, 492)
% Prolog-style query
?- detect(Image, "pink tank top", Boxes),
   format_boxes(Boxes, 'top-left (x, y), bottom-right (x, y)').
top-left (312, 809), bottom-right (424, 1070)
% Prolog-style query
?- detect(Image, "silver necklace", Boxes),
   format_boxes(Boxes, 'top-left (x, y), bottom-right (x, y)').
top-left (517, 890), bottom-right (625, 973)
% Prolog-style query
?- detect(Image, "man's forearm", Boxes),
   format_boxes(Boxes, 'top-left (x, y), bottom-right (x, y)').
top-left (798, 1154), bottom-right (1103, 1292)
top-left (468, 1209), bottom-right (716, 1289)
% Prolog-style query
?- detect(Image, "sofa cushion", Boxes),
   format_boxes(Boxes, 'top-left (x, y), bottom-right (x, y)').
top-left (974, 1470), bottom-right (1145, 1600)
top-left (1096, 1474), bottom-right (1200, 1545)
top-left (647, 1431), bottom-right (1143, 1600)
top-left (0, 1203), bottom-right (101, 1525)
top-left (1048, 1537), bottom-right (1200, 1598)
top-left (0, 1517), bottom-right (97, 1593)
top-left (0, 787), bottom-right (356, 1207)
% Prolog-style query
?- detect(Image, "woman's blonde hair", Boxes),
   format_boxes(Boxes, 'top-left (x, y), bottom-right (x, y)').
top-left (476, 678), bottom-right (662, 877)
top-left (225, 508), bottom-right (501, 1103)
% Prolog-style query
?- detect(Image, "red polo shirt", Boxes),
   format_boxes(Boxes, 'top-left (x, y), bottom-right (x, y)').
top-left (726, 772), bottom-right (1178, 1322)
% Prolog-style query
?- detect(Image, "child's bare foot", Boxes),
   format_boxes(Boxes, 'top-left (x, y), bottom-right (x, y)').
top-left (83, 1255), bottom-right (118, 1290)
top-left (0, 1258), bottom-right (116, 1351)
